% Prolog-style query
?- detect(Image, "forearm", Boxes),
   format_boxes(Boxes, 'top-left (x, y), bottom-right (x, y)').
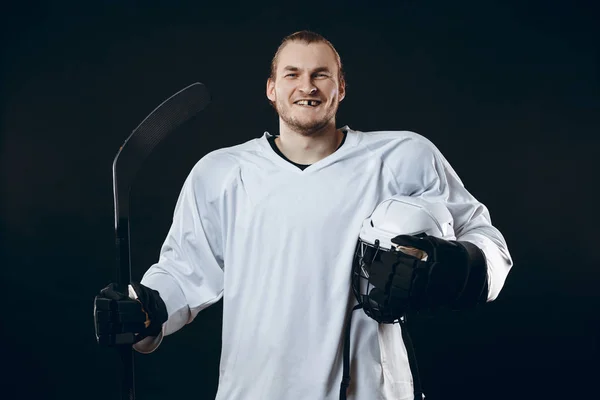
top-left (453, 240), bottom-right (488, 307)
top-left (141, 270), bottom-right (192, 337)
top-left (417, 140), bottom-right (513, 302)
top-left (133, 269), bottom-right (207, 355)
top-left (457, 226), bottom-right (513, 302)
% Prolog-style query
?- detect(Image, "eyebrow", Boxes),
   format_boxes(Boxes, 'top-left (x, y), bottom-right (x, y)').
top-left (282, 66), bottom-right (332, 73)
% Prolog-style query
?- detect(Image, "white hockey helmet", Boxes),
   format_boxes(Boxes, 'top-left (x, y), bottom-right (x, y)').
top-left (359, 196), bottom-right (455, 250)
top-left (351, 195), bottom-right (456, 322)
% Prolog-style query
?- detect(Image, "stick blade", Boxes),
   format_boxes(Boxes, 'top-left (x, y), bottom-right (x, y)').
top-left (112, 82), bottom-right (210, 216)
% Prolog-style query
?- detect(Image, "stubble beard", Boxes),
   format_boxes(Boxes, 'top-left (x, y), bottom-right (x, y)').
top-left (275, 100), bottom-right (338, 137)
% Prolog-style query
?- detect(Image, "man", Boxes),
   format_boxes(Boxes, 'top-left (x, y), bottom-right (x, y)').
top-left (96, 31), bottom-right (512, 399)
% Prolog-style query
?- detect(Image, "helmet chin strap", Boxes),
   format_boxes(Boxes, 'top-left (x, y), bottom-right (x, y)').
top-left (339, 303), bottom-right (362, 400)
top-left (399, 314), bottom-right (425, 400)
top-left (339, 306), bottom-right (424, 400)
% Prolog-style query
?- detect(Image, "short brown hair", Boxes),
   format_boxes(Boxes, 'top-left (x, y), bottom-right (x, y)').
top-left (269, 30), bottom-right (346, 86)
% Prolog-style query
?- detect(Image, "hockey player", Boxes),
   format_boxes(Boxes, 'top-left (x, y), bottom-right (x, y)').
top-left (95, 31), bottom-right (513, 400)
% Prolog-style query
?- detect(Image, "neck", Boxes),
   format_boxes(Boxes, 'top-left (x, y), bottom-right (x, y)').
top-left (276, 122), bottom-right (342, 165)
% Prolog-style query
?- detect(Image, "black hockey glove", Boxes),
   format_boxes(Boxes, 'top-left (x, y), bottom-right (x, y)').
top-left (368, 234), bottom-right (488, 316)
top-left (94, 282), bottom-right (168, 346)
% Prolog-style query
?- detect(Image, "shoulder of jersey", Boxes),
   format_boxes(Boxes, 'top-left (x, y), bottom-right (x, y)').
top-left (188, 136), bottom-right (262, 179)
top-left (357, 129), bottom-right (429, 144)
top-left (356, 129), bottom-right (437, 151)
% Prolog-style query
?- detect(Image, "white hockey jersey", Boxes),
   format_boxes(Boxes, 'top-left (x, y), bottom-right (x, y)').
top-left (135, 127), bottom-right (513, 400)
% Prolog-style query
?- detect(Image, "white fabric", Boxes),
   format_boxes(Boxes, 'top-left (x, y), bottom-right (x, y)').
top-left (134, 127), bottom-right (513, 400)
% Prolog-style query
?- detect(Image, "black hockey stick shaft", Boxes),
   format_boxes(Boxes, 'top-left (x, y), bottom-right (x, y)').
top-left (112, 82), bottom-right (211, 400)
top-left (115, 218), bottom-right (135, 400)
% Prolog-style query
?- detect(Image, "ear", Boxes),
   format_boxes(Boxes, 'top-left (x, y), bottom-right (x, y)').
top-left (338, 79), bottom-right (346, 103)
top-left (266, 78), bottom-right (276, 102)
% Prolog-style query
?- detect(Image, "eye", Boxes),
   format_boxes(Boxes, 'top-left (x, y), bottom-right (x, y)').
top-left (285, 73), bottom-right (297, 78)
top-left (314, 73), bottom-right (329, 78)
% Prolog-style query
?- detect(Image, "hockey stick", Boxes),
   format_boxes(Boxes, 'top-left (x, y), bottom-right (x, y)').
top-left (112, 82), bottom-right (211, 400)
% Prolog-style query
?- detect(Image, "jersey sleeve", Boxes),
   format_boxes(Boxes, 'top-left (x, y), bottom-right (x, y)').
top-left (392, 137), bottom-right (513, 302)
top-left (133, 154), bottom-right (227, 354)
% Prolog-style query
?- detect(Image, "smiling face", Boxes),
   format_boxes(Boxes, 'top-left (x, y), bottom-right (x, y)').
top-left (267, 41), bottom-right (345, 136)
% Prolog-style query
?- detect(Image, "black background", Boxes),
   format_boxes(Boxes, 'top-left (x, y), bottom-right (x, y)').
top-left (1, 1), bottom-right (598, 399)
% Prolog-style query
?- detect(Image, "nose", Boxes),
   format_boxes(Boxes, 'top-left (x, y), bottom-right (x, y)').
top-left (299, 76), bottom-right (317, 95)
top-left (299, 86), bottom-right (317, 95)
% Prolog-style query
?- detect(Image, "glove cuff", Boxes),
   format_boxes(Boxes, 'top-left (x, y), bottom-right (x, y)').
top-left (130, 282), bottom-right (168, 338)
top-left (454, 241), bottom-right (489, 308)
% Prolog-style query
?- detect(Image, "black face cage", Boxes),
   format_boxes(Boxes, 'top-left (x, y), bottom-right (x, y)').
top-left (351, 239), bottom-right (404, 324)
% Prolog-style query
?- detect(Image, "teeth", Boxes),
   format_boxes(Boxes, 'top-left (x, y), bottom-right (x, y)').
top-left (296, 100), bottom-right (321, 106)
